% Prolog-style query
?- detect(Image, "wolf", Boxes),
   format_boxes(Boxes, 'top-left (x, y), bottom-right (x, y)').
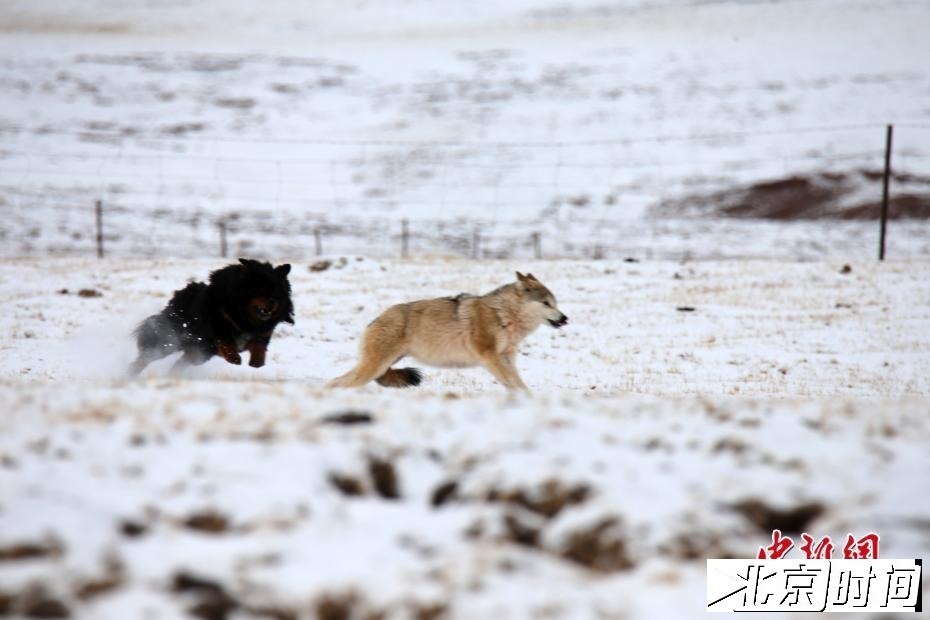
top-left (326, 272), bottom-right (567, 392)
top-left (129, 258), bottom-right (294, 376)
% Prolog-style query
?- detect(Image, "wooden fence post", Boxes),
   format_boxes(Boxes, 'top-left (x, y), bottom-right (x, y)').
top-left (314, 228), bottom-right (323, 256)
top-left (401, 219), bottom-right (409, 258)
top-left (531, 232), bottom-right (541, 259)
top-left (879, 124), bottom-right (893, 261)
top-left (218, 220), bottom-right (228, 258)
top-left (95, 200), bottom-right (104, 258)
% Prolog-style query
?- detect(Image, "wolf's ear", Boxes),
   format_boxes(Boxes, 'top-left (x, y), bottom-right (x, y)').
top-left (275, 264), bottom-right (291, 277)
top-left (525, 273), bottom-right (538, 282)
top-left (515, 271), bottom-right (528, 282)
top-left (238, 258), bottom-right (252, 266)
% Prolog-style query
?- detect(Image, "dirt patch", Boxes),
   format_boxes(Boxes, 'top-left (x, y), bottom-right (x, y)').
top-left (321, 410), bottom-right (374, 425)
top-left (173, 572), bottom-right (298, 620)
top-left (730, 498), bottom-right (825, 535)
top-left (502, 512), bottom-right (543, 548)
top-left (430, 480), bottom-right (459, 507)
top-left (0, 538), bottom-right (63, 561)
top-left (485, 480), bottom-right (591, 519)
top-left (314, 592), bottom-right (358, 620)
top-left (182, 510), bottom-right (230, 534)
top-left (0, 584), bottom-right (71, 618)
top-left (560, 517), bottom-right (634, 573)
top-left (368, 457), bottom-right (401, 500)
top-left (329, 472), bottom-right (365, 497)
top-left (657, 170), bottom-right (930, 220)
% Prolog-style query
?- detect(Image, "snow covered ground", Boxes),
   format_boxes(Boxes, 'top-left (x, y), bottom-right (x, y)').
top-left (1, 257), bottom-right (928, 618)
top-left (2, 0), bottom-right (930, 259)
top-left (2, 1), bottom-right (929, 617)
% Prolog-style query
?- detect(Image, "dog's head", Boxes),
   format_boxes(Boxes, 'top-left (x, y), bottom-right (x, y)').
top-left (238, 258), bottom-right (295, 326)
top-left (210, 259), bottom-right (295, 327)
top-left (515, 271), bottom-right (568, 328)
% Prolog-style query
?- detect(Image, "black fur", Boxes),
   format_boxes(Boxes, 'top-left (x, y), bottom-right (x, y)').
top-left (130, 258), bottom-right (294, 376)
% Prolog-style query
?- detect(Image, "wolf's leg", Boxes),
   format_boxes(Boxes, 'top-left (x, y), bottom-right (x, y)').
top-left (327, 337), bottom-right (406, 388)
top-left (479, 352), bottom-right (530, 393)
top-left (327, 351), bottom-right (400, 388)
top-left (327, 310), bottom-right (408, 388)
top-left (502, 348), bottom-right (529, 392)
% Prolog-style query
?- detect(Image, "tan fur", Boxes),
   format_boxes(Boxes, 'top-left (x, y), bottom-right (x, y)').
top-left (327, 272), bottom-right (567, 392)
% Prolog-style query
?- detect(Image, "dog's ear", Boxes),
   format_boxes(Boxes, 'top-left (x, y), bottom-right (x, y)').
top-left (275, 264), bottom-right (291, 278)
top-left (238, 258), bottom-right (252, 267)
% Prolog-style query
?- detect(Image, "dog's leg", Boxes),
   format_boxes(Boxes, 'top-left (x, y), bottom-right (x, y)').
top-left (215, 339), bottom-right (242, 365)
top-left (129, 315), bottom-right (176, 377)
top-left (128, 349), bottom-right (168, 377)
top-left (247, 332), bottom-right (271, 368)
top-left (169, 349), bottom-right (211, 375)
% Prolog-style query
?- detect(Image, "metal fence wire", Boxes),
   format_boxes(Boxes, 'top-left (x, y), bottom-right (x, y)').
top-left (1, 123), bottom-right (928, 261)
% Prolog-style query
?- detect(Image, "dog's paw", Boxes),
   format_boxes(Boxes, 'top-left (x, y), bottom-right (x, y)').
top-left (249, 357), bottom-right (265, 368)
top-left (225, 353), bottom-right (242, 365)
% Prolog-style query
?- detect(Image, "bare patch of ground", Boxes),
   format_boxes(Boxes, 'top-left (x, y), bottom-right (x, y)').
top-left (656, 169), bottom-right (930, 220)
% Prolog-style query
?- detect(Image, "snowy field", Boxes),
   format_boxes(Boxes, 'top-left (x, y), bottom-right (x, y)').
top-left (1, 257), bottom-right (929, 618)
top-left (2, 0), bottom-right (930, 259)
top-left (2, 0), bottom-right (930, 617)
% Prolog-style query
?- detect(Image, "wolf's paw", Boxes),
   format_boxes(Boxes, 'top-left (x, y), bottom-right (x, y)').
top-left (225, 353), bottom-right (242, 365)
top-left (249, 357), bottom-right (265, 368)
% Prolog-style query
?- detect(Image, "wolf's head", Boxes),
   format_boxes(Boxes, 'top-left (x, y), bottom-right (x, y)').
top-left (515, 272), bottom-right (568, 328)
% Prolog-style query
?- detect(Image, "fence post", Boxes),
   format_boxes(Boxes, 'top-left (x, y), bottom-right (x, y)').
top-left (94, 200), bottom-right (104, 258)
top-left (531, 232), bottom-right (541, 260)
top-left (314, 228), bottom-right (323, 256)
top-left (472, 228), bottom-right (480, 260)
top-left (218, 220), bottom-right (228, 258)
top-left (401, 219), bottom-right (409, 258)
top-left (879, 124), bottom-right (893, 261)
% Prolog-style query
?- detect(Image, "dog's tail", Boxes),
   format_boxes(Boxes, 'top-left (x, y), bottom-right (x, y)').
top-left (375, 367), bottom-right (423, 388)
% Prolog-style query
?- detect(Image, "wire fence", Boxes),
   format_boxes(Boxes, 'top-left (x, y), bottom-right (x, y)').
top-left (2, 122), bottom-right (928, 261)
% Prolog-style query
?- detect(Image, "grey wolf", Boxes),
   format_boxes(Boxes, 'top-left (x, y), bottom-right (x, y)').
top-left (130, 258), bottom-right (294, 375)
top-left (327, 272), bottom-right (567, 392)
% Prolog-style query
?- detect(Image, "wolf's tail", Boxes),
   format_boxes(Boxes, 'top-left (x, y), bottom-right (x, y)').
top-left (375, 367), bottom-right (423, 388)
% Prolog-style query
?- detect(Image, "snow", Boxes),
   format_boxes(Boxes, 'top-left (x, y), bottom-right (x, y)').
top-left (2, 0), bottom-right (930, 617)
top-left (2, 0), bottom-right (930, 259)
top-left (1, 257), bottom-right (929, 618)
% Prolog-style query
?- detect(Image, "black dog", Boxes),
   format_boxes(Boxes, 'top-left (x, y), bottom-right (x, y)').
top-left (130, 258), bottom-right (294, 376)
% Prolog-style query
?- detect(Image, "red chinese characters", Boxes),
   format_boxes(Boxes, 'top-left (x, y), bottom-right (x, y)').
top-left (757, 531), bottom-right (879, 560)
top-left (800, 533), bottom-right (834, 559)
top-left (757, 529), bottom-right (794, 559)
top-left (842, 533), bottom-right (879, 559)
